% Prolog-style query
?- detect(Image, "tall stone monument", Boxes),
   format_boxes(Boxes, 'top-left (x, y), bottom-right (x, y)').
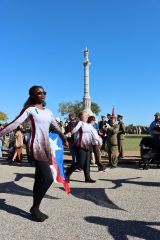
top-left (83, 48), bottom-right (94, 116)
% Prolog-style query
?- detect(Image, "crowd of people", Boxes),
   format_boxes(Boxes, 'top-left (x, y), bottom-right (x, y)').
top-left (0, 85), bottom-right (159, 223)
top-left (0, 109), bottom-right (126, 173)
top-left (0, 84), bottom-right (126, 222)
top-left (64, 112), bottom-right (126, 179)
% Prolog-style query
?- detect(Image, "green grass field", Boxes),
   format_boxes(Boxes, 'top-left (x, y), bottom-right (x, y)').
top-left (124, 134), bottom-right (149, 151)
top-left (2, 135), bottom-right (149, 154)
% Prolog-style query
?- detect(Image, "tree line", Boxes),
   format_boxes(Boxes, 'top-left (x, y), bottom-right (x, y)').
top-left (0, 101), bottom-right (149, 134)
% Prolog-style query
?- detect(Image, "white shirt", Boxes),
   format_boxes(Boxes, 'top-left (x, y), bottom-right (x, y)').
top-left (72, 121), bottom-right (100, 150)
top-left (0, 106), bottom-right (64, 162)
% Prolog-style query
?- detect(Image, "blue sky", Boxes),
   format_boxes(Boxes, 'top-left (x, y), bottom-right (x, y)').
top-left (0, 0), bottom-right (160, 126)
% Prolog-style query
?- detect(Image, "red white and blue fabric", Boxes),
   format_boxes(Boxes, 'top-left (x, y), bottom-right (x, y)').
top-left (49, 133), bottom-right (70, 193)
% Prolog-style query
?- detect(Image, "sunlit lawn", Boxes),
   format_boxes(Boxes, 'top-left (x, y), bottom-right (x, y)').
top-left (124, 134), bottom-right (149, 151)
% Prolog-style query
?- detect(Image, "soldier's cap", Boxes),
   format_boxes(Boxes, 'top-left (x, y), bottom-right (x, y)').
top-left (106, 113), bottom-right (111, 117)
top-left (154, 112), bottom-right (160, 117)
top-left (117, 114), bottom-right (123, 118)
top-left (101, 115), bottom-right (106, 118)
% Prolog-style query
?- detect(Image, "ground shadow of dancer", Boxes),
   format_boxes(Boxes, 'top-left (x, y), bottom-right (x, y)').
top-left (99, 177), bottom-right (160, 189)
top-left (0, 198), bottom-right (31, 220)
top-left (85, 216), bottom-right (160, 240)
top-left (0, 180), bottom-right (58, 200)
top-left (14, 172), bottom-right (34, 182)
top-left (60, 187), bottom-right (125, 211)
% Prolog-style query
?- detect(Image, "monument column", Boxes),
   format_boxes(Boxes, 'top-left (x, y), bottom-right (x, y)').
top-left (83, 48), bottom-right (94, 116)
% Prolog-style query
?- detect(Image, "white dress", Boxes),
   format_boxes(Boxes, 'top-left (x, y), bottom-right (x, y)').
top-left (0, 106), bottom-right (64, 162)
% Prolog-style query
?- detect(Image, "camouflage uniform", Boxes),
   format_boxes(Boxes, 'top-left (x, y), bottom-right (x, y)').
top-left (107, 124), bottom-right (119, 167)
top-left (117, 119), bottom-right (125, 158)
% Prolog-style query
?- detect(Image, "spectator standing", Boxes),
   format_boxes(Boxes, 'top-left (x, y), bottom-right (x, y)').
top-left (24, 130), bottom-right (32, 164)
top-left (0, 124), bottom-right (3, 158)
top-left (65, 112), bottom-right (77, 164)
top-left (149, 112), bottom-right (160, 165)
top-left (98, 116), bottom-right (107, 151)
top-left (117, 114), bottom-right (125, 159)
top-left (88, 116), bottom-right (107, 172)
top-left (11, 126), bottom-right (23, 163)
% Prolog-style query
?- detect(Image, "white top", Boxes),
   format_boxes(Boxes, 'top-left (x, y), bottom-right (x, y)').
top-left (72, 121), bottom-right (101, 150)
top-left (0, 106), bottom-right (64, 162)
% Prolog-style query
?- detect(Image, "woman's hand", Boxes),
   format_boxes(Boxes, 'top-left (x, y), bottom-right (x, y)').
top-left (65, 132), bottom-right (72, 138)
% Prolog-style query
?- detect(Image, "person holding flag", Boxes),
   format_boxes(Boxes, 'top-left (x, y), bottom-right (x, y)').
top-left (49, 125), bottom-right (71, 194)
top-left (0, 85), bottom-right (69, 222)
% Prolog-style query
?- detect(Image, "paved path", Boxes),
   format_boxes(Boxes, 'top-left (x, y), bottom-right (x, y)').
top-left (0, 157), bottom-right (160, 240)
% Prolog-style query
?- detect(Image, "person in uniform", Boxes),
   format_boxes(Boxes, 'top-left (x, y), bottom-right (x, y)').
top-left (106, 115), bottom-right (119, 168)
top-left (117, 114), bottom-right (125, 159)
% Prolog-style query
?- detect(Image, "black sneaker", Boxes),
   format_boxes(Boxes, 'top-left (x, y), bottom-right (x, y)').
top-left (85, 179), bottom-right (96, 183)
top-left (30, 207), bottom-right (47, 222)
top-left (9, 160), bottom-right (14, 165)
top-left (39, 210), bottom-right (49, 219)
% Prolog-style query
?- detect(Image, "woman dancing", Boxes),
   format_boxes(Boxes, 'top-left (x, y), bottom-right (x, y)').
top-left (0, 85), bottom-right (68, 222)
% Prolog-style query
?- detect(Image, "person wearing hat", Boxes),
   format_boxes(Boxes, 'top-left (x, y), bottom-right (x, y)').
top-left (117, 114), bottom-right (126, 159)
top-left (149, 112), bottom-right (160, 165)
top-left (106, 115), bottom-right (120, 168)
top-left (98, 116), bottom-right (107, 151)
top-left (107, 113), bottom-right (112, 121)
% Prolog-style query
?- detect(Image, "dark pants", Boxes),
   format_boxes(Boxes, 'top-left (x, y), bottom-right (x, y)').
top-left (92, 145), bottom-right (105, 170)
top-left (153, 137), bottom-right (160, 164)
top-left (107, 144), bottom-right (118, 167)
top-left (32, 160), bottom-right (53, 208)
top-left (65, 147), bottom-right (91, 180)
top-left (118, 139), bottom-right (124, 158)
top-left (69, 141), bottom-right (76, 164)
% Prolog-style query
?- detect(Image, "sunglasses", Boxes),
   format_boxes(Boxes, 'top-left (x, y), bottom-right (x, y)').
top-left (35, 91), bottom-right (47, 96)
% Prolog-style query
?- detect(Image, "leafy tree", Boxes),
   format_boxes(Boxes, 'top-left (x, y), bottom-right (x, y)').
top-left (58, 101), bottom-right (101, 117)
top-left (125, 124), bottom-right (134, 134)
top-left (0, 111), bottom-right (8, 122)
top-left (91, 102), bottom-right (101, 115)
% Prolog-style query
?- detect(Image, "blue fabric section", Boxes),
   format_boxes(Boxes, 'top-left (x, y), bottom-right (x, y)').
top-left (0, 140), bottom-right (2, 158)
top-left (49, 133), bottom-right (65, 179)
